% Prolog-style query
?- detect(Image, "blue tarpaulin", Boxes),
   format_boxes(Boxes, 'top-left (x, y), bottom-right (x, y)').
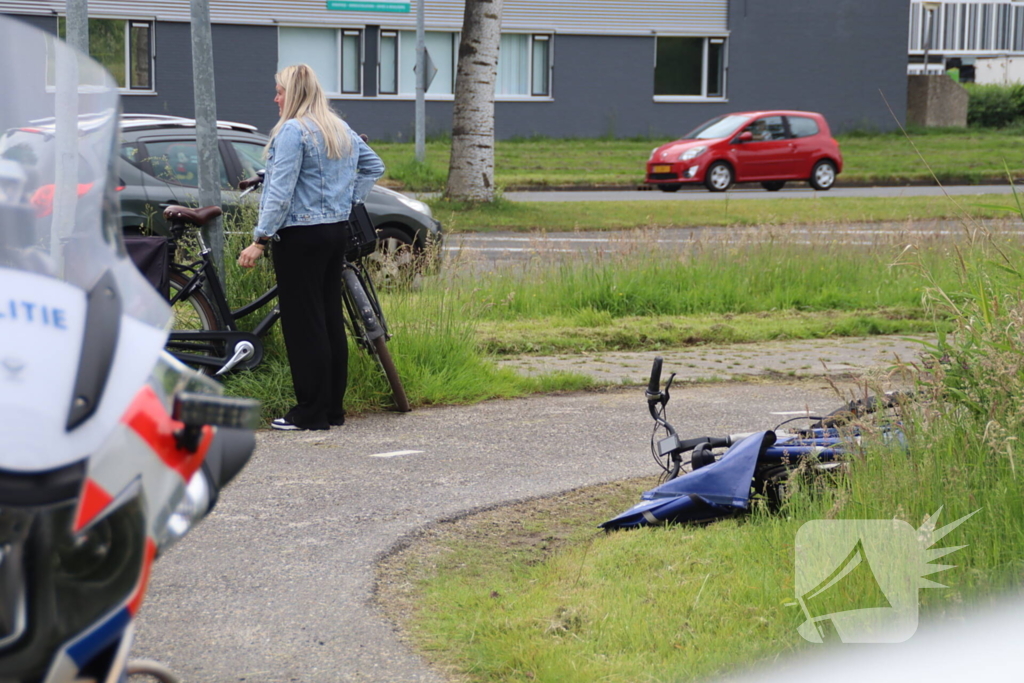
top-left (601, 431), bottom-right (776, 530)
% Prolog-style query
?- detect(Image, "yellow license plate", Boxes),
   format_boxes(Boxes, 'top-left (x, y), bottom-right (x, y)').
top-left (653, 164), bottom-right (672, 173)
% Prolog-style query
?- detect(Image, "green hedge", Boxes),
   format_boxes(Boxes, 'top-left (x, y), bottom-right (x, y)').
top-left (964, 82), bottom-right (1024, 127)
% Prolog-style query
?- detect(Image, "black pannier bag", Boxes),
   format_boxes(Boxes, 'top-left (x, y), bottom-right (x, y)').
top-left (124, 235), bottom-right (170, 299)
top-left (344, 202), bottom-right (378, 260)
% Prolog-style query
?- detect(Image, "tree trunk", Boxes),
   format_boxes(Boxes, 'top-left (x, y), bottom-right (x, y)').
top-left (446, 0), bottom-right (503, 202)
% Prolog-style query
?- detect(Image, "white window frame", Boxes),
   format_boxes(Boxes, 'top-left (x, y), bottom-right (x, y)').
top-left (277, 26), bottom-right (364, 98)
top-left (495, 32), bottom-right (554, 102)
top-left (340, 29), bottom-right (364, 95)
top-left (652, 34), bottom-right (728, 103)
top-left (55, 15), bottom-right (155, 94)
top-left (378, 30), bottom-right (399, 95)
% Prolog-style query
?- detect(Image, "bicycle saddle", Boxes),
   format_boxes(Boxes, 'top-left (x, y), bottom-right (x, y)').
top-left (163, 205), bottom-right (223, 227)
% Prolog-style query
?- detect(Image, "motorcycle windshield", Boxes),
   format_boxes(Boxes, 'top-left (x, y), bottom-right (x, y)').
top-left (0, 17), bottom-right (172, 472)
top-left (0, 18), bottom-right (169, 330)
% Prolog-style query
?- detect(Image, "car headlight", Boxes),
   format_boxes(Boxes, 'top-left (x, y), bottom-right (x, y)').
top-left (394, 193), bottom-right (432, 218)
top-left (649, 147), bottom-right (659, 160)
top-left (679, 146), bottom-right (707, 162)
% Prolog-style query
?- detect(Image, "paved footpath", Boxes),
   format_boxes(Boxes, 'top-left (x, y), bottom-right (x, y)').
top-left (132, 335), bottom-right (929, 683)
top-left (498, 334), bottom-right (932, 385)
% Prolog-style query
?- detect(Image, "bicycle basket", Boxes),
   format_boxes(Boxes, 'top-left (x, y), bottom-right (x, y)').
top-left (344, 203), bottom-right (378, 260)
top-left (124, 235), bottom-right (170, 298)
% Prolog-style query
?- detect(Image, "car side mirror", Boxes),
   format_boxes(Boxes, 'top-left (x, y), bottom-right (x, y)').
top-left (737, 131), bottom-right (753, 143)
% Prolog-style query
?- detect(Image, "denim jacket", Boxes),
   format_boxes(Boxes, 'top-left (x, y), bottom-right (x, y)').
top-left (254, 118), bottom-right (385, 240)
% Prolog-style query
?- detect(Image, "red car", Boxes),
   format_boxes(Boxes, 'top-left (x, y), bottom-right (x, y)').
top-left (645, 110), bottom-right (843, 193)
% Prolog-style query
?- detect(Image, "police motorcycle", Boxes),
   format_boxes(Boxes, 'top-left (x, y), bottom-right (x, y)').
top-left (0, 17), bottom-right (258, 683)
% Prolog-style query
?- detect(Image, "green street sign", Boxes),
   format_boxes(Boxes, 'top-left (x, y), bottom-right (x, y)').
top-left (326, 0), bottom-right (410, 11)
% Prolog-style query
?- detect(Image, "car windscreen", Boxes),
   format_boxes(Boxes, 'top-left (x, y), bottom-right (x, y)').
top-left (683, 114), bottom-right (750, 140)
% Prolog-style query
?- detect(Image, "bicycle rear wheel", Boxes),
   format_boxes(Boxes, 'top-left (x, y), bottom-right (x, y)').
top-left (812, 391), bottom-right (910, 429)
top-left (167, 271), bottom-right (223, 374)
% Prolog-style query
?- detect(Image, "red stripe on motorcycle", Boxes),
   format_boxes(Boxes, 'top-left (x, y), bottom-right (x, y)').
top-left (123, 385), bottom-right (213, 481)
top-left (127, 537), bottom-right (158, 616)
top-left (72, 478), bottom-right (114, 533)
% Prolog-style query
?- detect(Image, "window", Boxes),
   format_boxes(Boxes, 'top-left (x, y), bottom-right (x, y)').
top-left (496, 34), bottom-right (552, 97)
top-left (742, 116), bottom-right (786, 142)
top-left (787, 116), bottom-right (819, 139)
top-left (278, 27), bottom-right (362, 95)
top-left (654, 36), bottom-right (726, 99)
top-left (58, 17), bottom-right (152, 90)
top-left (379, 31), bottom-right (398, 94)
top-left (394, 31), bottom-right (456, 95)
top-left (141, 140), bottom-right (230, 189)
top-left (230, 141), bottom-right (268, 185)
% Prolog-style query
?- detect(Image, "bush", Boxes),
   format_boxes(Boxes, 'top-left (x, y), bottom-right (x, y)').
top-left (964, 82), bottom-right (1024, 128)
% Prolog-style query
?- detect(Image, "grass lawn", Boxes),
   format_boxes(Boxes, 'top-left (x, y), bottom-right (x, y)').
top-left (428, 194), bottom-right (1021, 233)
top-left (373, 127), bottom-right (1024, 191)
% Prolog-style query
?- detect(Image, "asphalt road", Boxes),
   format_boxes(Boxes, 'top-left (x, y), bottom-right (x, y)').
top-left (131, 377), bottom-right (897, 683)
top-left (441, 218), bottom-right (1022, 269)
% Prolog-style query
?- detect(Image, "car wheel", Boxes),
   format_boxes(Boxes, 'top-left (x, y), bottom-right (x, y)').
top-left (809, 160), bottom-right (837, 191)
top-left (761, 181), bottom-right (786, 192)
top-left (704, 162), bottom-right (733, 192)
top-left (365, 226), bottom-right (418, 287)
top-left (658, 184), bottom-right (682, 193)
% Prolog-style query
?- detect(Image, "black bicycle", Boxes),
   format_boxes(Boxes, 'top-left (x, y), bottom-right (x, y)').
top-left (162, 195), bottom-right (411, 413)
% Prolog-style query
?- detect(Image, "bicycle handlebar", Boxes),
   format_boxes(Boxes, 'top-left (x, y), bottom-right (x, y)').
top-left (238, 170), bottom-right (265, 196)
top-left (647, 357), bottom-right (663, 396)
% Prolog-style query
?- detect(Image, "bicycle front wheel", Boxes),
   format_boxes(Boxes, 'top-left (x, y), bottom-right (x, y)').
top-left (372, 336), bottom-right (410, 412)
top-left (342, 266), bottom-right (411, 412)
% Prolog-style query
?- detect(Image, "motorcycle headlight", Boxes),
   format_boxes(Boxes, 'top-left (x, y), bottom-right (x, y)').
top-left (679, 146), bottom-right (707, 162)
top-left (163, 468), bottom-right (213, 550)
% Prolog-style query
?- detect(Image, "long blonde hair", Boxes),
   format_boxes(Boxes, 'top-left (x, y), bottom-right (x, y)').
top-left (268, 64), bottom-right (352, 159)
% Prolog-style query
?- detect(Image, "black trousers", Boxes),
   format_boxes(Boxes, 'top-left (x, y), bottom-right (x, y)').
top-left (272, 223), bottom-right (348, 430)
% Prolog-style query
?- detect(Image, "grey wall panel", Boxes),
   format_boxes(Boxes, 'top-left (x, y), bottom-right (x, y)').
top-left (120, 22), bottom-right (280, 133)
top-left (5, 2), bottom-right (908, 142)
top-left (726, 0), bottom-right (909, 134)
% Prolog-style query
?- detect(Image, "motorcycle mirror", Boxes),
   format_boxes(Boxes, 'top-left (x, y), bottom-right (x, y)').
top-left (173, 392), bottom-right (260, 431)
top-left (172, 392), bottom-right (260, 453)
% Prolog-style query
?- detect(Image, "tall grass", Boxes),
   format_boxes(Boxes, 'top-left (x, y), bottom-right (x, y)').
top-left (458, 230), bottom-right (959, 321)
top-left (379, 229), bottom-right (1024, 681)
top-left (211, 205), bottom-right (593, 419)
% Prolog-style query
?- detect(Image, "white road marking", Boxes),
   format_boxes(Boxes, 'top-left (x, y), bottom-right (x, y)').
top-left (368, 450), bottom-right (424, 458)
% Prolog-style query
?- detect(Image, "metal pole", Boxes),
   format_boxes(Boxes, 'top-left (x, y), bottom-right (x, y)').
top-left (190, 0), bottom-right (224, 272)
top-left (51, 0), bottom-right (88, 273)
top-left (415, 0), bottom-right (425, 162)
top-left (923, 9), bottom-right (932, 74)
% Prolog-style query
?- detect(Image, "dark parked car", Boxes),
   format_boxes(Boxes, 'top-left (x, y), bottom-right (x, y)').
top-left (645, 110), bottom-right (843, 193)
top-left (115, 114), bottom-right (441, 264)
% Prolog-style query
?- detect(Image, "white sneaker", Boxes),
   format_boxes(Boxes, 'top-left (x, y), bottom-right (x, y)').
top-left (271, 417), bottom-right (302, 431)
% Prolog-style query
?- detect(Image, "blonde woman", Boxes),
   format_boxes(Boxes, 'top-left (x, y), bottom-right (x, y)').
top-left (238, 64), bottom-right (385, 431)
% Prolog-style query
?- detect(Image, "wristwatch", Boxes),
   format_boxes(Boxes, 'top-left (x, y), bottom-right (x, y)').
top-left (253, 237), bottom-right (271, 249)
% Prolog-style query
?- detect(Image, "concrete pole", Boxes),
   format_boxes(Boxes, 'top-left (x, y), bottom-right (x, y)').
top-left (190, 0), bottom-right (224, 272)
top-left (65, 0), bottom-right (88, 53)
top-left (415, 0), bottom-right (426, 162)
